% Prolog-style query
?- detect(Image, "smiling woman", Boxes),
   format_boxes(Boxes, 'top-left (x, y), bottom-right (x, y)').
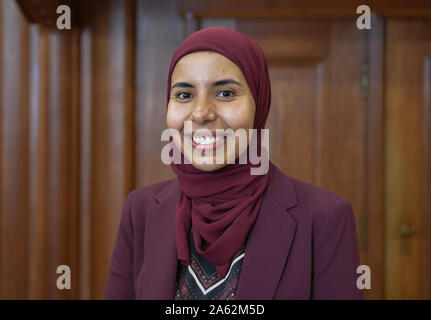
top-left (104, 26), bottom-right (363, 300)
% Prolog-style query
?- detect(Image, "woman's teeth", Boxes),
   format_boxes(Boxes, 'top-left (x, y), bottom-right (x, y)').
top-left (192, 135), bottom-right (223, 145)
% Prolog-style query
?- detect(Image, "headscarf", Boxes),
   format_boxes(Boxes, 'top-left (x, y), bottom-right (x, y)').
top-left (166, 27), bottom-right (272, 278)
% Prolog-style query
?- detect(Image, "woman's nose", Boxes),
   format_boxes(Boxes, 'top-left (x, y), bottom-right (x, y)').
top-left (191, 95), bottom-right (216, 125)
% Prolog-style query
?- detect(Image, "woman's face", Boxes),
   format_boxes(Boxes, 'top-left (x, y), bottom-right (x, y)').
top-left (167, 51), bottom-right (256, 171)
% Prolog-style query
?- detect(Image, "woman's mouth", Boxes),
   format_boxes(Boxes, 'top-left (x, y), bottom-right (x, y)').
top-left (191, 134), bottom-right (227, 151)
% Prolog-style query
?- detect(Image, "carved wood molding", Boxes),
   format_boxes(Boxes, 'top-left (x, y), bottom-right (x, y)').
top-left (177, 0), bottom-right (431, 19)
top-left (16, 0), bottom-right (79, 28)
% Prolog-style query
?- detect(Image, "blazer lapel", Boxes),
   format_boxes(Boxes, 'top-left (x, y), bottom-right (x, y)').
top-left (235, 164), bottom-right (298, 300)
top-left (138, 180), bottom-right (179, 299)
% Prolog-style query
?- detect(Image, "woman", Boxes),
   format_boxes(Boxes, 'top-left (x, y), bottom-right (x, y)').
top-left (104, 27), bottom-right (363, 300)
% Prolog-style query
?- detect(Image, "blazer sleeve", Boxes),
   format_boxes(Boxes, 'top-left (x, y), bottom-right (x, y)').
top-left (311, 197), bottom-right (364, 300)
top-left (104, 190), bottom-right (136, 300)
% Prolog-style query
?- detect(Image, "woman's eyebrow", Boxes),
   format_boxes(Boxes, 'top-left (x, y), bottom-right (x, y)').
top-left (213, 79), bottom-right (242, 87)
top-left (171, 79), bottom-right (242, 91)
top-left (171, 82), bottom-right (194, 91)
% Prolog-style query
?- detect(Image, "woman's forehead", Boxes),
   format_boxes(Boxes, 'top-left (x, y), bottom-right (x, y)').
top-left (171, 51), bottom-right (244, 81)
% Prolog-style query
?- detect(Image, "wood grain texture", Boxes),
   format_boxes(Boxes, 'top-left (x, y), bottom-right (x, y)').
top-left (1, 0), bottom-right (79, 300)
top-left (366, 14), bottom-right (385, 300)
top-left (384, 19), bottom-right (430, 299)
top-left (85, 0), bottom-right (136, 299)
top-left (28, 24), bottom-right (49, 300)
top-left (423, 54), bottom-right (431, 299)
top-left (16, 0), bottom-right (79, 27)
top-left (178, 0), bottom-right (431, 18)
top-left (46, 30), bottom-right (76, 299)
top-left (0, 0), bottom-right (30, 299)
top-left (69, 26), bottom-right (80, 301)
top-left (135, 0), bottom-right (182, 188)
top-left (421, 23), bottom-right (431, 299)
top-left (77, 24), bottom-right (92, 300)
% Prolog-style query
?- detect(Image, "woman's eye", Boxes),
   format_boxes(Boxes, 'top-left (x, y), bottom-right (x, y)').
top-left (177, 92), bottom-right (192, 100)
top-left (217, 90), bottom-right (235, 98)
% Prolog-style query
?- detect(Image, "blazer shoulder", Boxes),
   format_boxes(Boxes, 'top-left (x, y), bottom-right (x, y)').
top-left (271, 164), bottom-right (349, 216)
top-left (128, 178), bottom-right (179, 211)
top-left (290, 177), bottom-right (345, 209)
top-left (270, 164), bottom-right (345, 211)
top-left (286, 175), bottom-right (354, 230)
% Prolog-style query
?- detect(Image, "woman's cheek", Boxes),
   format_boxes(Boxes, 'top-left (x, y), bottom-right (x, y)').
top-left (166, 103), bottom-right (188, 131)
top-left (219, 100), bottom-right (255, 130)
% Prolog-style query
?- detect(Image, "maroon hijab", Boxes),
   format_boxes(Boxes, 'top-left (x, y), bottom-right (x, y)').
top-left (166, 27), bottom-right (272, 278)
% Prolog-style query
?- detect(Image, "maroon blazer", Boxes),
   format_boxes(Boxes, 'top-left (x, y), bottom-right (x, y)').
top-left (104, 164), bottom-right (364, 300)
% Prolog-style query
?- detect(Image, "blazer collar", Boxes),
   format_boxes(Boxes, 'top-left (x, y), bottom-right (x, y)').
top-left (137, 179), bottom-right (179, 299)
top-left (235, 163), bottom-right (298, 299)
top-left (141, 163), bottom-right (298, 299)
top-left (264, 162), bottom-right (298, 210)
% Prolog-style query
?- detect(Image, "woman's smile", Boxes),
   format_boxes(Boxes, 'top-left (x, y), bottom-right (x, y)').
top-left (183, 128), bottom-right (232, 151)
top-left (191, 134), bottom-right (226, 151)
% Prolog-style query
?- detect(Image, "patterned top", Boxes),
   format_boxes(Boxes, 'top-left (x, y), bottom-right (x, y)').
top-left (174, 230), bottom-right (246, 300)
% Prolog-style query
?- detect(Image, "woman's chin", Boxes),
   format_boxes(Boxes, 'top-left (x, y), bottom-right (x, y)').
top-left (190, 160), bottom-right (227, 172)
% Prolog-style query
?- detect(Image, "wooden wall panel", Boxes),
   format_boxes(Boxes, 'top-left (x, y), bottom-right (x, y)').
top-left (78, 25), bottom-right (92, 300)
top-left (82, 0), bottom-right (135, 299)
top-left (366, 15), bottom-right (385, 300)
top-left (16, 0), bottom-right (78, 26)
top-left (178, 0), bottom-right (431, 18)
top-left (46, 30), bottom-right (77, 300)
top-left (28, 24), bottom-right (50, 300)
top-left (385, 19), bottom-right (431, 299)
top-left (0, 0), bottom-right (79, 300)
top-left (135, 0), bottom-right (182, 187)
top-left (267, 61), bottom-right (327, 184)
top-left (0, 0), bottom-right (30, 299)
top-left (423, 47), bottom-right (431, 299)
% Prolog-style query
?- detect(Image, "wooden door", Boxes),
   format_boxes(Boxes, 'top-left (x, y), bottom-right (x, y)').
top-left (384, 19), bottom-right (431, 299)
